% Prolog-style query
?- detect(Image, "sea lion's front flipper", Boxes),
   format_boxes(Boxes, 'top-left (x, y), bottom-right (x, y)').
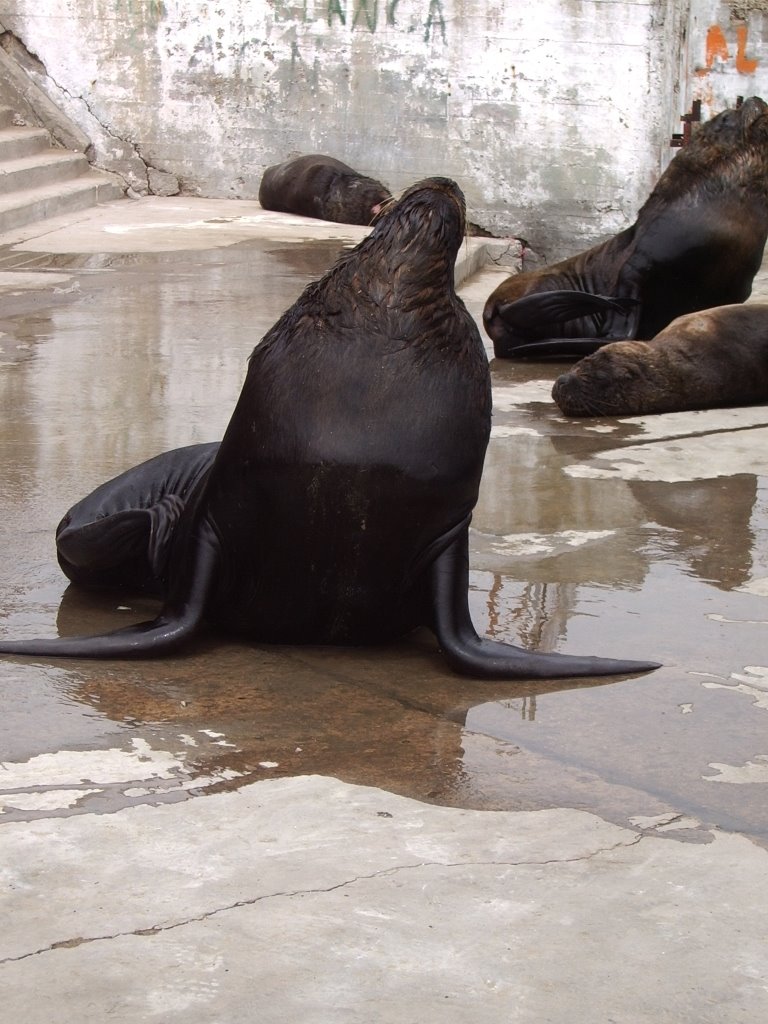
top-left (428, 529), bottom-right (660, 680)
top-left (497, 290), bottom-right (637, 330)
top-left (0, 520), bottom-right (220, 659)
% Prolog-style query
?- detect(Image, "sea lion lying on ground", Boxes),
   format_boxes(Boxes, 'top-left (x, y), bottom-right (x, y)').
top-left (258, 154), bottom-right (391, 225)
top-left (552, 303), bottom-right (768, 417)
top-left (0, 177), bottom-right (656, 679)
top-left (484, 96), bottom-right (768, 360)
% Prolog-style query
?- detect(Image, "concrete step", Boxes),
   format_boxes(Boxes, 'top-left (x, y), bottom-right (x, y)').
top-left (0, 105), bottom-right (125, 233)
top-left (0, 149), bottom-right (90, 195)
top-left (0, 175), bottom-right (124, 234)
top-left (0, 125), bottom-right (51, 161)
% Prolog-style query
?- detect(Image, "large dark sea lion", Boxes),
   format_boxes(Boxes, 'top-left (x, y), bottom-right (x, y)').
top-left (258, 154), bottom-right (391, 226)
top-left (484, 96), bottom-right (768, 360)
top-left (552, 303), bottom-right (768, 417)
top-left (0, 178), bottom-right (657, 679)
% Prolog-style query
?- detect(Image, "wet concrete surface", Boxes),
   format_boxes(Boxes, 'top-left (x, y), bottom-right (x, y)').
top-left (0, 202), bottom-right (766, 852)
top-left (3, 198), bottom-right (768, 1020)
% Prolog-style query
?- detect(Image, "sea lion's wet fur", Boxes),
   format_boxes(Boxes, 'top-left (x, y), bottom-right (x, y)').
top-left (259, 154), bottom-right (392, 226)
top-left (552, 304), bottom-right (768, 417)
top-left (0, 177), bottom-right (657, 678)
top-left (484, 97), bottom-right (768, 359)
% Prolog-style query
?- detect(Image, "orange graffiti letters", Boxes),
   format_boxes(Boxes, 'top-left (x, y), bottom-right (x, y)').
top-left (697, 23), bottom-right (757, 76)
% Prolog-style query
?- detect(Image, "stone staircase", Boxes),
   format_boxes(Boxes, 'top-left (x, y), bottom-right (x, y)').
top-left (0, 105), bottom-right (123, 235)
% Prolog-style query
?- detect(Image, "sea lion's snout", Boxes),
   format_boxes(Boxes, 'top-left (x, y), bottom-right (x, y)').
top-left (551, 370), bottom-right (583, 415)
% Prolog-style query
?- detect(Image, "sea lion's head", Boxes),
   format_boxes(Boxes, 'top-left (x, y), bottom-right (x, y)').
top-left (352, 177), bottom-right (467, 302)
top-left (692, 95), bottom-right (768, 147)
top-left (552, 341), bottom-right (673, 417)
top-left (377, 177), bottom-right (466, 249)
top-left (331, 174), bottom-right (393, 226)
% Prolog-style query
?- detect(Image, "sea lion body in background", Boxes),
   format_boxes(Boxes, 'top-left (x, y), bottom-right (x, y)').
top-left (258, 154), bottom-right (391, 226)
top-left (552, 304), bottom-right (768, 417)
top-left (0, 178), bottom-right (657, 679)
top-left (484, 97), bottom-right (768, 360)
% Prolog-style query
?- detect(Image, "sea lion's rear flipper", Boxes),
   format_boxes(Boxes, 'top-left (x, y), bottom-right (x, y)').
top-left (55, 443), bottom-right (219, 592)
top-left (56, 496), bottom-right (185, 592)
top-left (0, 520), bottom-right (220, 659)
top-left (57, 507), bottom-right (152, 576)
top-left (428, 529), bottom-right (660, 680)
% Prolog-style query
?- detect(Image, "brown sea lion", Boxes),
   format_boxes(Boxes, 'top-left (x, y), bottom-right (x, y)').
top-left (0, 177), bottom-right (657, 679)
top-left (484, 97), bottom-right (768, 360)
top-left (258, 154), bottom-right (391, 226)
top-left (552, 303), bottom-right (768, 417)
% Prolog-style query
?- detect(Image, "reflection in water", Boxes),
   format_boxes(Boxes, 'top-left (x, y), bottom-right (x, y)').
top-left (47, 637), bottom-right (626, 814)
top-left (475, 432), bottom-right (648, 588)
top-left (477, 572), bottom-right (579, 653)
top-left (497, 696), bottom-right (538, 721)
top-left (630, 475), bottom-right (757, 591)
top-left (0, 310), bottom-right (58, 367)
top-left (266, 239), bottom-right (351, 277)
top-left (55, 583), bottom-right (161, 638)
top-left (548, 419), bottom-right (764, 593)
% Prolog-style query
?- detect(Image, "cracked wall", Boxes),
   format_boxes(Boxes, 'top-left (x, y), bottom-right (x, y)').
top-left (0, 1), bottom-right (695, 255)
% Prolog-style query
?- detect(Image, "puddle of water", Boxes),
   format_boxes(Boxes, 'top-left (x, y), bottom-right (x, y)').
top-left (0, 248), bottom-right (767, 847)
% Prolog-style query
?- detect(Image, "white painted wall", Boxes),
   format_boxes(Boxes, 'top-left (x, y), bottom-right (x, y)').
top-left (0, 1), bottom-right (693, 256)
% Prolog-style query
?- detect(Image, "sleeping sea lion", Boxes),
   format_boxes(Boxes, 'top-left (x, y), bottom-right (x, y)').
top-left (258, 154), bottom-right (391, 226)
top-left (552, 303), bottom-right (768, 417)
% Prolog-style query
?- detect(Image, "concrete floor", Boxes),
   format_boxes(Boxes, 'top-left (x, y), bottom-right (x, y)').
top-left (1, 196), bottom-right (767, 1021)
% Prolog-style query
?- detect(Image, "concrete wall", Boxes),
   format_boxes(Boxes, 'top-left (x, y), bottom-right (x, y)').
top-left (0, 1), bottom-right (695, 257)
